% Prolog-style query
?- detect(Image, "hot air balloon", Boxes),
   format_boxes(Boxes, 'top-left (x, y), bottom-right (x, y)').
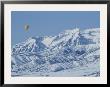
top-left (24, 24), bottom-right (29, 31)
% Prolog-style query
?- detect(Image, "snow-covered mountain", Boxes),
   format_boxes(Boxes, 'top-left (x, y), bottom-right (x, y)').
top-left (11, 28), bottom-right (100, 77)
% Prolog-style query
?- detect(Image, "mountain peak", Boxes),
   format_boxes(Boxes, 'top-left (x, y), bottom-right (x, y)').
top-left (26, 37), bottom-right (37, 43)
top-left (64, 28), bottom-right (79, 34)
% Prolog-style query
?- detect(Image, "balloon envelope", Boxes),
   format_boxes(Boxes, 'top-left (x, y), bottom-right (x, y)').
top-left (24, 24), bottom-right (29, 31)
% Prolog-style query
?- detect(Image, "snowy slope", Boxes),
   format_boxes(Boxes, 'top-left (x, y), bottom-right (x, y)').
top-left (11, 28), bottom-right (100, 77)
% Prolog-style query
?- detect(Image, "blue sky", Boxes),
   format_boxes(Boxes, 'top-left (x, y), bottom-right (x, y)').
top-left (11, 11), bottom-right (100, 45)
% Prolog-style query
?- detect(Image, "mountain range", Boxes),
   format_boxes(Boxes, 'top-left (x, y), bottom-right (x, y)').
top-left (11, 28), bottom-right (100, 77)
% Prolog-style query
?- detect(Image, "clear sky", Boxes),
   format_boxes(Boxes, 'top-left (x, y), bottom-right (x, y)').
top-left (11, 11), bottom-right (100, 45)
